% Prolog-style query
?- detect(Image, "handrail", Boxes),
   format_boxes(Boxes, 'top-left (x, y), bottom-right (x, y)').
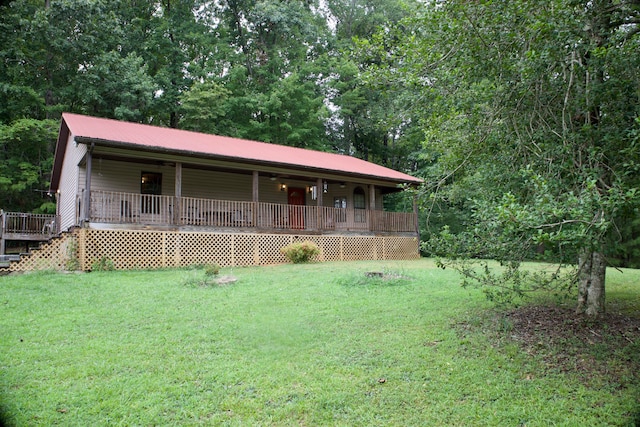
top-left (1, 211), bottom-right (59, 236)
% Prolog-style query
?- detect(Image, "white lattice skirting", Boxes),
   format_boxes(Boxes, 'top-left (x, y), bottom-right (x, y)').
top-left (7, 228), bottom-right (420, 272)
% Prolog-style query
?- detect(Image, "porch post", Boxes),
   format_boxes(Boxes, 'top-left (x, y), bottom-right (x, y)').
top-left (174, 162), bottom-right (182, 225)
top-left (316, 178), bottom-right (323, 230)
top-left (369, 185), bottom-right (376, 209)
top-left (369, 184), bottom-right (376, 230)
top-left (413, 193), bottom-right (419, 235)
top-left (252, 171), bottom-right (259, 227)
top-left (316, 178), bottom-right (323, 206)
top-left (83, 144), bottom-right (93, 224)
top-left (1, 210), bottom-right (5, 255)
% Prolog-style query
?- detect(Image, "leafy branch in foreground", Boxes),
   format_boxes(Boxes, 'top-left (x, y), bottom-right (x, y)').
top-left (430, 226), bottom-right (576, 307)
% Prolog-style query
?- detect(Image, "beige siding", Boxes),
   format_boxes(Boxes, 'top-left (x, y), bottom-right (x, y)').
top-left (328, 183), bottom-right (375, 210)
top-left (258, 176), bottom-right (294, 204)
top-left (376, 188), bottom-right (384, 210)
top-left (87, 159), bottom-right (176, 195)
top-left (85, 158), bottom-right (389, 209)
top-left (89, 163), bottom-right (312, 205)
top-left (57, 136), bottom-right (87, 231)
top-left (182, 169), bottom-right (251, 200)
top-left (182, 170), bottom-right (318, 205)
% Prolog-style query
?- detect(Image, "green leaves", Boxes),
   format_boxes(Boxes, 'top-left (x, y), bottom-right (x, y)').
top-left (179, 81), bottom-right (231, 135)
top-left (76, 51), bottom-right (155, 121)
top-left (0, 119), bottom-right (57, 211)
top-left (280, 241), bottom-right (321, 264)
top-left (396, 0), bottom-right (640, 307)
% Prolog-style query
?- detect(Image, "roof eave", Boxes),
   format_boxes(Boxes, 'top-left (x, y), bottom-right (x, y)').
top-left (49, 120), bottom-right (70, 193)
top-left (74, 136), bottom-right (423, 187)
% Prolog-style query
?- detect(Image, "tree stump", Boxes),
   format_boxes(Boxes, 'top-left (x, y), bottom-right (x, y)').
top-left (365, 272), bottom-right (384, 278)
top-left (214, 275), bottom-right (237, 286)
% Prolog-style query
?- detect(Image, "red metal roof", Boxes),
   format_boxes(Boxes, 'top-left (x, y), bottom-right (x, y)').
top-left (56, 113), bottom-right (422, 186)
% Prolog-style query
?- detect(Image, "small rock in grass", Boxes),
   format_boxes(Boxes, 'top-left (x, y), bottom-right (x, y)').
top-left (214, 275), bottom-right (237, 286)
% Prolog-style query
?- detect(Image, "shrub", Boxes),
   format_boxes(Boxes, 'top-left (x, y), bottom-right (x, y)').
top-left (64, 239), bottom-right (80, 271)
top-left (182, 270), bottom-right (207, 288)
top-left (91, 256), bottom-right (115, 271)
top-left (280, 241), bottom-right (321, 263)
top-left (204, 263), bottom-right (220, 277)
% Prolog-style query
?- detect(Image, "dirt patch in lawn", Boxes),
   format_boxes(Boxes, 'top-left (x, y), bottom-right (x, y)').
top-left (501, 305), bottom-right (640, 386)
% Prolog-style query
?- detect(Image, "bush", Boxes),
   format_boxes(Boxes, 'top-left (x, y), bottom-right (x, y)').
top-left (280, 241), bottom-right (321, 264)
top-left (204, 263), bottom-right (220, 277)
top-left (64, 240), bottom-right (80, 271)
top-left (91, 256), bottom-right (115, 271)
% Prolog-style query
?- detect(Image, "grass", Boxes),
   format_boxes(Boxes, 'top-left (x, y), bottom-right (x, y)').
top-left (0, 259), bottom-right (638, 426)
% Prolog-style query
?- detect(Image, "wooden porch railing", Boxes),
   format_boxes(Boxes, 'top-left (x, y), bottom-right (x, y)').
top-left (1, 211), bottom-right (59, 236)
top-left (88, 190), bottom-right (417, 233)
top-left (1, 211), bottom-right (59, 255)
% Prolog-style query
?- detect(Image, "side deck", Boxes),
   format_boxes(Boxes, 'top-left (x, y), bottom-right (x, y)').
top-left (0, 211), bottom-right (59, 255)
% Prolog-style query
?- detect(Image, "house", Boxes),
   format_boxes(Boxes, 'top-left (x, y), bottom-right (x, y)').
top-left (8, 113), bottom-right (423, 272)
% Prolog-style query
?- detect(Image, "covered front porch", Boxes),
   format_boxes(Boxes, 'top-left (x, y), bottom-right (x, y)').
top-left (85, 190), bottom-right (418, 234)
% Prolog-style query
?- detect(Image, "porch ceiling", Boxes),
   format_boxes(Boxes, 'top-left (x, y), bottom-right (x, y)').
top-left (87, 150), bottom-right (405, 192)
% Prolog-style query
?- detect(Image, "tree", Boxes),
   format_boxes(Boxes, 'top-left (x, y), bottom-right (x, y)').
top-left (0, 0), bottom-right (428, 215)
top-left (0, 0), bottom-right (162, 123)
top-left (193, 0), bottom-right (332, 148)
top-left (395, 0), bottom-right (640, 316)
top-left (324, 0), bottom-right (423, 169)
top-left (141, 0), bottom-right (217, 128)
top-left (0, 119), bottom-right (58, 212)
top-left (75, 51), bottom-right (155, 121)
top-left (179, 81), bottom-right (231, 135)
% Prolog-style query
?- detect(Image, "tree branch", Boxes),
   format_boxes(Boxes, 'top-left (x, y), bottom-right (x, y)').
top-left (531, 219), bottom-right (597, 229)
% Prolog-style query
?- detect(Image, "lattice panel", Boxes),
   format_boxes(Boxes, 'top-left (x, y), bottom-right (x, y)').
top-left (342, 236), bottom-right (383, 261)
top-left (172, 232), bottom-right (233, 267)
top-left (317, 236), bottom-right (343, 262)
top-left (4, 228), bottom-right (420, 272)
top-left (8, 232), bottom-right (77, 272)
top-left (227, 234), bottom-right (254, 266)
top-left (82, 229), bottom-right (167, 271)
top-left (255, 234), bottom-right (292, 265)
top-left (384, 236), bottom-right (420, 260)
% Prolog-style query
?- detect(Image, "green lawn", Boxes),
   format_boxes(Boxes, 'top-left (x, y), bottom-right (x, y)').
top-left (0, 260), bottom-right (638, 426)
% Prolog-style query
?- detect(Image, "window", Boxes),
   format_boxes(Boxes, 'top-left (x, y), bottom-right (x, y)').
top-left (353, 187), bottom-right (366, 222)
top-left (141, 172), bottom-right (162, 214)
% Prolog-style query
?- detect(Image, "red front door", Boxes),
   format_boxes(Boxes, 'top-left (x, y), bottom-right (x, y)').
top-left (288, 187), bottom-right (305, 229)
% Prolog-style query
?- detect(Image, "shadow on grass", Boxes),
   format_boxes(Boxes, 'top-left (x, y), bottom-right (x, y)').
top-left (633, 408), bottom-right (640, 427)
top-left (456, 305), bottom-right (640, 390)
top-left (0, 401), bottom-right (11, 427)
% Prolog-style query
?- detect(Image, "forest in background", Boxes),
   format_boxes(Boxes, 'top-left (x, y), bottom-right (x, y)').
top-left (1, 0), bottom-right (639, 295)
top-left (0, 0), bottom-right (423, 211)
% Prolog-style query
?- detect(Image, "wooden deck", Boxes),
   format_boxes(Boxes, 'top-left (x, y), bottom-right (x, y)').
top-left (0, 211), bottom-right (59, 255)
top-left (87, 191), bottom-right (418, 234)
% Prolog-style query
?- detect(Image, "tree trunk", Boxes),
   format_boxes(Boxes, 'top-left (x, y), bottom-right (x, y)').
top-left (575, 248), bottom-right (606, 317)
